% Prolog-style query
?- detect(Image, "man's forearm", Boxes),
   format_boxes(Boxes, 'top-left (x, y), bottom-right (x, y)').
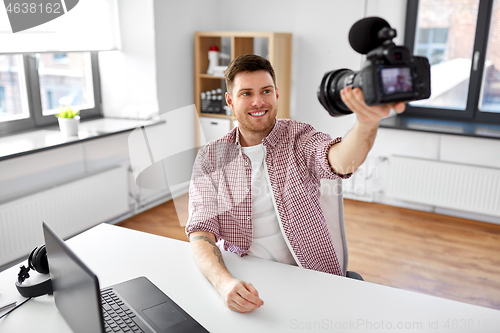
top-left (190, 232), bottom-right (233, 291)
top-left (327, 121), bottom-right (378, 175)
top-left (189, 231), bottom-right (264, 313)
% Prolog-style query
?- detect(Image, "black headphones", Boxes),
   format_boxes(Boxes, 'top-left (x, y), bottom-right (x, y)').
top-left (15, 245), bottom-right (53, 298)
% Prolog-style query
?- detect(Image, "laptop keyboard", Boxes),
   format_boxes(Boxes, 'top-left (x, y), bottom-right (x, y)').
top-left (101, 288), bottom-right (144, 333)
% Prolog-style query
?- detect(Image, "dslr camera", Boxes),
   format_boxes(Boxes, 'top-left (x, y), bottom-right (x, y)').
top-left (318, 17), bottom-right (431, 117)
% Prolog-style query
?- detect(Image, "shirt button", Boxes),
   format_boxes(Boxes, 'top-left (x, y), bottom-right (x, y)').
top-left (247, 217), bottom-right (251, 220)
top-left (245, 162), bottom-right (248, 166)
top-left (246, 188), bottom-right (249, 192)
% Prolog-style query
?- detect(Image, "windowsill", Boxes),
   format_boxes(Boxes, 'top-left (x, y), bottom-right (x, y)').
top-left (379, 115), bottom-right (500, 140)
top-left (0, 117), bottom-right (164, 162)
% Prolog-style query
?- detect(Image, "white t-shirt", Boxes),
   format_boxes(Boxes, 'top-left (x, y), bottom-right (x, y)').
top-left (241, 143), bottom-right (297, 265)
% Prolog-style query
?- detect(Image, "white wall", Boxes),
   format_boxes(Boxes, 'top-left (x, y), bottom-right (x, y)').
top-left (286, 0), bottom-right (364, 137)
top-left (98, 0), bottom-right (500, 224)
top-left (139, 0), bottom-right (375, 193)
top-left (98, 0), bottom-right (159, 119)
top-left (154, 0), bottom-right (222, 113)
top-left (97, 0), bottom-right (222, 201)
top-left (216, 0), bottom-right (362, 137)
top-left (209, 0), bottom-right (500, 223)
top-left (99, 0), bottom-right (406, 128)
top-left (150, 0), bottom-right (224, 197)
top-left (102, 0), bottom-right (406, 136)
top-left (214, 0), bottom-right (406, 137)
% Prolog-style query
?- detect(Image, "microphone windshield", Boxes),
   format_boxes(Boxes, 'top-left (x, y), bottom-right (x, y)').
top-left (348, 17), bottom-right (391, 54)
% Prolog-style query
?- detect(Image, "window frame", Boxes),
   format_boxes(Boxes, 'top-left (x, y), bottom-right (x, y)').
top-left (404, 0), bottom-right (500, 124)
top-left (0, 51), bottom-right (102, 137)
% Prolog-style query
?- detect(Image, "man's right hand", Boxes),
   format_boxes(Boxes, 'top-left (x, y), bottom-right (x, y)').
top-left (217, 277), bottom-right (264, 313)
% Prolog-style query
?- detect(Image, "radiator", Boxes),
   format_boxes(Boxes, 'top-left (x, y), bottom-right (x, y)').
top-left (0, 166), bottom-right (130, 267)
top-left (386, 156), bottom-right (500, 217)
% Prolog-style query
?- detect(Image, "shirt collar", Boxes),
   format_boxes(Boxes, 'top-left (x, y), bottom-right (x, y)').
top-left (234, 126), bottom-right (242, 148)
top-left (262, 118), bottom-right (281, 147)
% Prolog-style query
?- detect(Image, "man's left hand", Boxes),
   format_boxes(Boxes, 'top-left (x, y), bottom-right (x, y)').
top-left (340, 87), bottom-right (406, 128)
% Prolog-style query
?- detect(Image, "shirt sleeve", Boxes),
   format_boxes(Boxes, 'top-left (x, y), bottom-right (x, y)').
top-left (185, 145), bottom-right (221, 241)
top-left (301, 125), bottom-right (352, 180)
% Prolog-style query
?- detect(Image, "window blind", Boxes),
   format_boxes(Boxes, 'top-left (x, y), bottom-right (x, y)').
top-left (0, 0), bottom-right (120, 53)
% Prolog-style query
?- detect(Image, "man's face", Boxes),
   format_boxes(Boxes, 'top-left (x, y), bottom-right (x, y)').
top-left (226, 70), bottom-right (279, 138)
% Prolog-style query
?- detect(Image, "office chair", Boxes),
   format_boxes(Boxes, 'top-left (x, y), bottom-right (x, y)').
top-left (319, 178), bottom-right (363, 280)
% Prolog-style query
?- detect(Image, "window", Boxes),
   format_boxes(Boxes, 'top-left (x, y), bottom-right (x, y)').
top-left (0, 54), bottom-right (29, 123)
top-left (0, 87), bottom-right (4, 111)
top-left (38, 52), bottom-right (95, 116)
top-left (415, 28), bottom-right (449, 65)
top-left (0, 52), bottom-right (101, 136)
top-left (405, 0), bottom-right (500, 124)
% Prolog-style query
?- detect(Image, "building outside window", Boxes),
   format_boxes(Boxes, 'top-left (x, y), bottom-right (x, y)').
top-left (0, 86), bottom-right (5, 115)
top-left (405, 0), bottom-right (500, 124)
top-left (38, 52), bottom-right (94, 116)
top-left (0, 55), bottom-right (29, 123)
top-left (415, 28), bottom-right (449, 66)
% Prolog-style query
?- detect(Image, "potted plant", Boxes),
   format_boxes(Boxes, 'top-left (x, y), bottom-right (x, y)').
top-left (55, 105), bottom-right (80, 136)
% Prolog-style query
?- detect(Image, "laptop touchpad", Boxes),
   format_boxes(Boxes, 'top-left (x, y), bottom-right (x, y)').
top-left (143, 302), bottom-right (186, 329)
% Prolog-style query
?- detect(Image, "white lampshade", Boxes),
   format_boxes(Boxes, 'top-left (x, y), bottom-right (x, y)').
top-left (0, 0), bottom-right (120, 53)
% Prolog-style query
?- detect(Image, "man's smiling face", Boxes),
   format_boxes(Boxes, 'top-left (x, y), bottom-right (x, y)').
top-left (225, 70), bottom-right (279, 144)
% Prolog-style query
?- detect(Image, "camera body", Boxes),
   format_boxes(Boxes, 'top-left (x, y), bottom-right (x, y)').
top-left (318, 18), bottom-right (431, 117)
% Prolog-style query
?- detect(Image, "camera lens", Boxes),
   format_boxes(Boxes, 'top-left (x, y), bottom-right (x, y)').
top-left (317, 69), bottom-right (355, 117)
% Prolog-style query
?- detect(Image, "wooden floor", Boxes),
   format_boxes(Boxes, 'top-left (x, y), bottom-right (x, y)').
top-left (117, 194), bottom-right (500, 310)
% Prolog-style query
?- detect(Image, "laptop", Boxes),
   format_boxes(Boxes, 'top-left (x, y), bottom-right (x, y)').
top-left (42, 222), bottom-right (208, 333)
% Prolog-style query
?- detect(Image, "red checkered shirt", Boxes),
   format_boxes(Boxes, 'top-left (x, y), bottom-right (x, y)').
top-left (186, 119), bottom-right (350, 275)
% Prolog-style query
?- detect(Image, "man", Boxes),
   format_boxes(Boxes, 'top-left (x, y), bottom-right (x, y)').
top-left (186, 54), bottom-right (405, 313)
top-left (387, 74), bottom-right (412, 93)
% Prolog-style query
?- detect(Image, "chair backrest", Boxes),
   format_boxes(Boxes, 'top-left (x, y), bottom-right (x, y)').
top-left (319, 178), bottom-right (348, 276)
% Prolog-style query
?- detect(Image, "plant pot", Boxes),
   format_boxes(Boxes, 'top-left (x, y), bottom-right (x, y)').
top-left (58, 116), bottom-right (80, 136)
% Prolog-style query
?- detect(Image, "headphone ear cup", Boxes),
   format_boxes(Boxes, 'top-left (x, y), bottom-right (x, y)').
top-left (27, 247), bottom-right (38, 270)
top-left (32, 245), bottom-right (49, 274)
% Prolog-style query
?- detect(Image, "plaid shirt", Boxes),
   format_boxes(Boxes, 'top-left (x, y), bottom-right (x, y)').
top-left (186, 119), bottom-right (350, 275)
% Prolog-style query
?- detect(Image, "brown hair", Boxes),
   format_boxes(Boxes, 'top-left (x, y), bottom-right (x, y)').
top-left (224, 54), bottom-right (276, 95)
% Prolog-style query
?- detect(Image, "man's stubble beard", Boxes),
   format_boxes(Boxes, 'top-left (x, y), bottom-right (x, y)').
top-left (237, 105), bottom-right (277, 135)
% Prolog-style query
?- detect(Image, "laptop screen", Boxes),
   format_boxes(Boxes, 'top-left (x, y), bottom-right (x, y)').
top-left (43, 222), bottom-right (104, 333)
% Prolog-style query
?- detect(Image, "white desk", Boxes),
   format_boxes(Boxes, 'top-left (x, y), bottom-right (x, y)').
top-left (1, 224), bottom-right (499, 333)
